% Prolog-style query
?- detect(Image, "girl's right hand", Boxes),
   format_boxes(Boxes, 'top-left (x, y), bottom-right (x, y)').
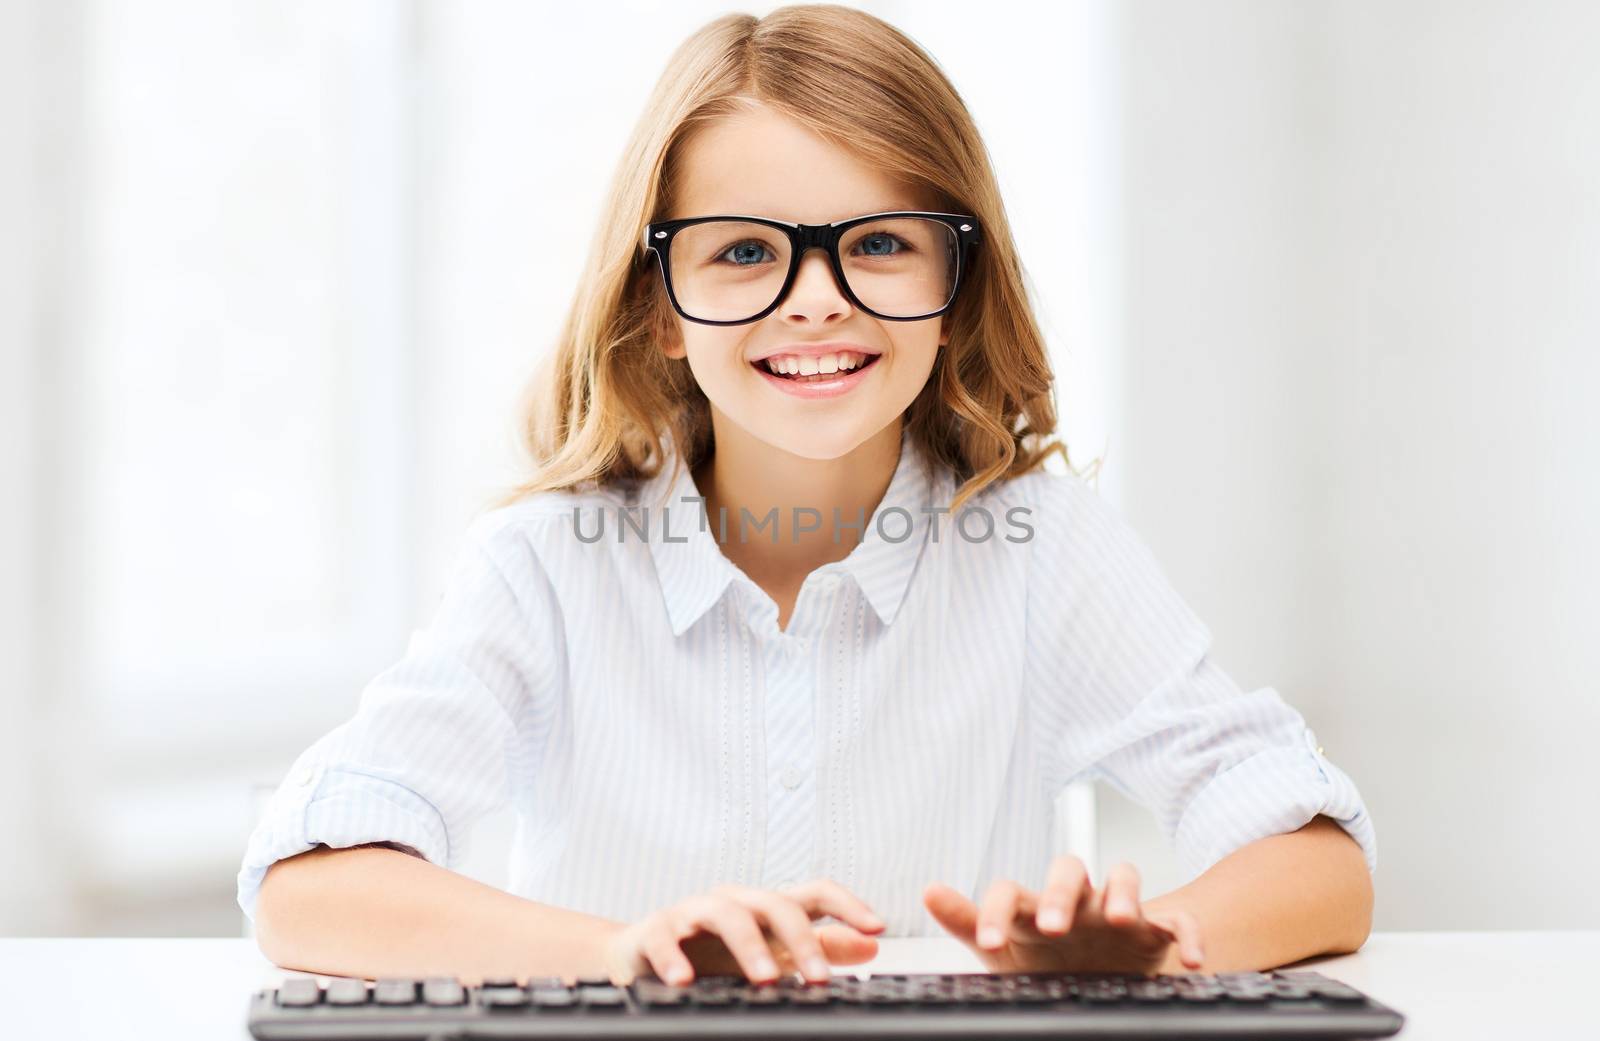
top-left (601, 879), bottom-right (886, 986)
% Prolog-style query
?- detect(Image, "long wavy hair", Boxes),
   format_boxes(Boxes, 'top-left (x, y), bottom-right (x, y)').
top-left (490, 3), bottom-right (1091, 515)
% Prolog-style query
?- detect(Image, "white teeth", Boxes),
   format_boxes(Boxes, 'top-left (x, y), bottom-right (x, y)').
top-left (761, 351), bottom-right (873, 376)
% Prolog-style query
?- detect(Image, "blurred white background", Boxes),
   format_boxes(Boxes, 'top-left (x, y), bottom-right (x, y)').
top-left (0, 0), bottom-right (1595, 937)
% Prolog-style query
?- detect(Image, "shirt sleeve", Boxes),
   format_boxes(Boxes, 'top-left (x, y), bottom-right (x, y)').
top-left (1024, 471), bottom-right (1377, 882)
top-left (236, 510), bottom-right (564, 923)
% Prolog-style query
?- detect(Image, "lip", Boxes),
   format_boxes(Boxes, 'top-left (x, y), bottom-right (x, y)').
top-left (753, 351), bottom-right (882, 400)
top-left (748, 341), bottom-right (882, 363)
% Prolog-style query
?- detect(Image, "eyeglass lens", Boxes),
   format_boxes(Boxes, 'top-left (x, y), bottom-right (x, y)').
top-left (667, 218), bottom-right (959, 322)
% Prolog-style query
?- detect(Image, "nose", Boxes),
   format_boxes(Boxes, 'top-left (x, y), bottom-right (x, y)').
top-left (777, 246), bottom-right (852, 324)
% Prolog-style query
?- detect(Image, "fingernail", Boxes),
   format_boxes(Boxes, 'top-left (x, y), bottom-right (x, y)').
top-left (667, 967), bottom-right (691, 985)
top-left (864, 913), bottom-right (886, 928)
top-left (1110, 899), bottom-right (1134, 917)
top-left (805, 956), bottom-right (829, 980)
top-left (753, 958), bottom-right (777, 979)
top-left (977, 926), bottom-right (1002, 948)
top-left (1038, 908), bottom-right (1065, 931)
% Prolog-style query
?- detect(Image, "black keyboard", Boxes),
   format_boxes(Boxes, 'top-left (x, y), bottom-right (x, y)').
top-left (248, 970), bottom-right (1406, 1039)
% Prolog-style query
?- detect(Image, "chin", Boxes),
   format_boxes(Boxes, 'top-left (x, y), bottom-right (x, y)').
top-left (724, 414), bottom-right (876, 459)
top-left (761, 429), bottom-right (868, 461)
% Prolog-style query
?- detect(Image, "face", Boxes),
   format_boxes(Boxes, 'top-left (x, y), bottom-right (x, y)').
top-left (658, 102), bottom-right (949, 461)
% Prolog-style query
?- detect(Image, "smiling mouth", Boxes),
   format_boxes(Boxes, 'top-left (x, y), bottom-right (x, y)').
top-left (751, 353), bottom-right (883, 382)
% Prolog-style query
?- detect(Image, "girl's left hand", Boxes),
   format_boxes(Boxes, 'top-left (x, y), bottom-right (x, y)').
top-left (923, 856), bottom-right (1205, 976)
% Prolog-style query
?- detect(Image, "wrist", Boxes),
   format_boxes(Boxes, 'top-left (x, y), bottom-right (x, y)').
top-left (575, 917), bottom-right (630, 980)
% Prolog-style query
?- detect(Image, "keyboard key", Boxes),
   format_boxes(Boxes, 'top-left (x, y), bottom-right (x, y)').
top-left (580, 986), bottom-right (627, 1010)
top-left (1172, 986), bottom-right (1223, 1003)
top-left (738, 986), bottom-right (786, 1007)
top-left (633, 981), bottom-right (689, 1008)
top-left (324, 978), bottom-right (369, 1005)
top-left (275, 978), bottom-right (321, 1007)
top-left (1270, 981), bottom-right (1314, 1000)
top-left (422, 978), bottom-right (466, 1006)
top-left (1224, 988), bottom-right (1270, 1002)
top-left (373, 978), bottom-right (418, 1005)
top-left (480, 986), bottom-right (530, 1008)
top-left (531, 986), bottom-right (579, 1009)
top-left (1009, 981), bottom-right (1057, 1003)
top-left (1127, 980), bottom-right (1177, 1003)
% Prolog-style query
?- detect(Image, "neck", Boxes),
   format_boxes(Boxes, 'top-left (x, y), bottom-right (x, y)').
top-left (694, 416), bottom-right (903, 578)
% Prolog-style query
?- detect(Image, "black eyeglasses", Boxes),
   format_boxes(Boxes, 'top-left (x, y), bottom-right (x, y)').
top-left (642, 210), bottom-right (982, 326)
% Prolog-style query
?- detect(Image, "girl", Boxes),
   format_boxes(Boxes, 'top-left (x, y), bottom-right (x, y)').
top-left (240, 4), bottom-right (1376, 988)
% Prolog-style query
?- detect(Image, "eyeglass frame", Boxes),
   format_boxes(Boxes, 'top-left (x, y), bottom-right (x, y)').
top-left (641, 210), bottom-right (983, 326)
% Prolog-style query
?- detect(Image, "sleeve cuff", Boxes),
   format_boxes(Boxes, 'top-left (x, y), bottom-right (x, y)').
top-left (1171, 725), bottom-right (1378, 882)
top-left (235, 762), bottom-right (451, 923)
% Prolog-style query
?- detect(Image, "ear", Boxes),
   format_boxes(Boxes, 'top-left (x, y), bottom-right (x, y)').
top-left (655, 314), bottom-right (686, 359)
top-left (649, 290), bottom-right (687, 359)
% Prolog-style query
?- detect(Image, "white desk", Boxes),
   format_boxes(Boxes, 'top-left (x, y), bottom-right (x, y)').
top-left (1, 933), bottom-right (1589, 1040)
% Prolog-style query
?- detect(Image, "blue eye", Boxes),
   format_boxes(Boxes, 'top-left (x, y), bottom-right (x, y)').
top-left (854, 232), bottom-right (907, 257)
top-left (715, 241), bottom-right (773, 266)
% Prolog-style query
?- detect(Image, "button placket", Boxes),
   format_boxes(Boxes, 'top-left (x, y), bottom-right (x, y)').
top-left (760, 612), bottom-right (818, 890)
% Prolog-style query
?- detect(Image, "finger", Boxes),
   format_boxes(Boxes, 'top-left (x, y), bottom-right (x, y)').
top-left (783, 879), bottom-right (887, 934)
top-left (1146, 910), bottom-right (1205, 969)
top-left (1101, 862), bottom-right (1143, 925)
top-left (680, 897), bottom-right (781, 983)
top-left (639, 921), bottom-right (696, 986)
top-left (976, 879), bottom-right (1026, 950)
top-left (814, 923), bottom-right (879, 966)
top-left (921, 881), bottom-right (980, 945)
top-left (733, 889), bottom-right (833, 982)
top-left (1036, 855), bottom-right (1090, 935)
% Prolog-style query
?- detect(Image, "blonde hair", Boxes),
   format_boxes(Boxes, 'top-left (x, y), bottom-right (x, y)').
top-left (491, 3), bottom-right (1091, 515)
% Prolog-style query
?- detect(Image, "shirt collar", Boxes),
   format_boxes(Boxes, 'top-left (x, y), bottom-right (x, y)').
top-left (639, 427), bottom-right (948, 637)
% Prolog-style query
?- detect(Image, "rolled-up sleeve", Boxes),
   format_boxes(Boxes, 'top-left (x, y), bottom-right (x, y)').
top-left (1025, 471), bottom-right (1377, 883)
top-left (236, 510), bottom-right (563, 923)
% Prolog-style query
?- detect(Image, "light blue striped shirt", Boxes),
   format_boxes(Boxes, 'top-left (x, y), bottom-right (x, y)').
top-left (237, 427), bottom-right (1376, 935)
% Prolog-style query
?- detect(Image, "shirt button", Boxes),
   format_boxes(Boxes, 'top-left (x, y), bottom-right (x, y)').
top-left (295, 768), bottom-right (316, 787)
top-left (779, 765), bottom-right (804, 790)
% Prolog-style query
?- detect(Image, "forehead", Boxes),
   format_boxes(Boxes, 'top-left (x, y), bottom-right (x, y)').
top-left (671, 104), bottom-right (934, 223)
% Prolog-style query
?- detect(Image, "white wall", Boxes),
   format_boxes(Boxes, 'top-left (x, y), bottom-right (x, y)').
top-left (1111, 0), bottom-right (1600, 928)
top-left (0, 0), bottom-right (65, 935)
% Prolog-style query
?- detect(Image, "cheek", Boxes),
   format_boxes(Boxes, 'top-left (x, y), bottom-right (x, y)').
top-left (885, 329), bottom-right (942, 381)
top-left (680, 331), bottom-right (751, 385)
